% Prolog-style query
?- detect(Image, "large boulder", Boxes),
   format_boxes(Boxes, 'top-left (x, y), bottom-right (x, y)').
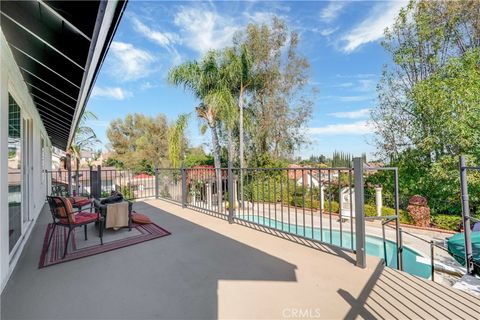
top-left (407, 195), bottom-right (431, 227)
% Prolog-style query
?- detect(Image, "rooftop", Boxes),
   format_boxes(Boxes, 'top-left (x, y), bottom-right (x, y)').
top-left (2, 199), bottom-right (479, 319)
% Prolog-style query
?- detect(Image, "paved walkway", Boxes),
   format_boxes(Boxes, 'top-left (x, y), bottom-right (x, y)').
top-left (1, 199), bottom-right (479, 319)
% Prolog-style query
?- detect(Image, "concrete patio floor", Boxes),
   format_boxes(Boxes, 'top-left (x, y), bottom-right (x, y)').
top-left (1, 199), bottom-right (479, 319)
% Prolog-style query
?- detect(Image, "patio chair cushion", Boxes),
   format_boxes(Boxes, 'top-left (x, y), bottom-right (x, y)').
top-left (53, 197), bottom-right (76, 224)
top-left (131, 212), bottom-right (151, 224)
top-left (68, 197), bottom-right (91, 207)
top-left (73, 212), bottom-right (98, 225)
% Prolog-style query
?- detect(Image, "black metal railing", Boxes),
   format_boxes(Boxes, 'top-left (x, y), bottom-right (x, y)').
top-left (45, 159), bottom-right (404, 270)
top-left (459, 155), bottom-right (480, 275)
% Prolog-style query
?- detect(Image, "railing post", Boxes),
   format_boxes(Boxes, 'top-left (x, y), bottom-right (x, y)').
top-left (181, 166), bottom-right (187, 208)
top-left (353, 157), bottom-right (366, 268)
top-left (89, 165), bottom-right (93, 198)
top-left (430, 240), bottom-right (435, 281)
top-left (394, 168), bottom-right (403, 270)
top-left (459, 155), bottom-right (474, 275)
top-left (66, 153), bottom-right (72, 196)
top-left (155, 167), bottom-right (159, 199)
top-left (228, 161), bottom-right (235, 223)
top-left (96, 165), bottom-right (102, 199)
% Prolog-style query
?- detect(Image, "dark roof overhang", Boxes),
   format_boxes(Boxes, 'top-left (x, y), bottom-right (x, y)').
top-left (1, 0), bottom-right (127, 150)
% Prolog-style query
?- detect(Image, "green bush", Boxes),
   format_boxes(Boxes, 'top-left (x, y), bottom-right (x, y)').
top-left (363, 205), bottom-right (413, 225)
top-left (119, 185), bottom-right (134, 200)
top-left (400, 210), bottom-right (414, 225)
top-left (431, 214), bottom-right (462, 231)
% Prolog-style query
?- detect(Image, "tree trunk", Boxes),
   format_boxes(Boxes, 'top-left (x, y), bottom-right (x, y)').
top-left (209, 122), bottom-right (223, 208)
top-left (239, 89), bottom-right (245, 169)
top-left (238, 89), bottom-right (245, 207)
top-left (227, 127), bottom-right (234, 165)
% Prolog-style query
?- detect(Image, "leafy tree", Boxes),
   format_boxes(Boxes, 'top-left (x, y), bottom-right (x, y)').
top-left (106, 113), bottom-right (174, 173)
top-left (233, 18), bottom-right (315, 165)
top-left (372, 0), bottom-right (480, 159)
top-left (371, 0), bottom-right (480, 215)
top-left (168, 113), bottom-right (189, 168)
top-left (184, 147), bottom-right (214, 167)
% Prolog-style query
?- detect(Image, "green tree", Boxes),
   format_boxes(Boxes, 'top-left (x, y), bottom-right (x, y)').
top-left (372, 0), bottom-right (480, 160)
top-left (168, 113), bottom-right (189, 168)
top-left (107, 113), bottom-right (173, 172)
top-left (184, 147), bottom-right (214, 167)
top-left (233, 17), bottom-right (314, 165)
top-left (371, 0), bottom-right (480, 215)
top-left (70, 111), bottom-right (100, 170)
top-left (168, 52), bottom-right (225, 170)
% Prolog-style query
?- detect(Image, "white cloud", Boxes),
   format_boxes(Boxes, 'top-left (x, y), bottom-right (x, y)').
top-left (131, 16), bottom-right (180, 48)
top-left (319, 27), bottom-right (339, 37)
top-left (109, 41), bottom-right (155, 81)
top-left (243, 11), bottom-right (276, 25)
top-left (91, 86), bottom-right (133, 100)
top-left (174, 6), bottom-right (239, 55)
top-left (330, 82), bottom-right (354, 88)
top-left (308, 121), bottom-right (374, 135)
top-left (357, 79), bottom-right (376, 92)
top-left (320, 2), bottom-right (347, 22)
top-left (340, 1), bottom-right (407, 53)
top-left (140, 81), bottom-right (159, 90)
top-left (336, 73), bottom-right (377, 79)
top-left (329, 108), bottom-right (371, 119)
top-left (338, 95), bottom-right (373, 102)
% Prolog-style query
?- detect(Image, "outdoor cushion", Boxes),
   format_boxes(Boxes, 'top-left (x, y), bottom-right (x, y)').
top-left (69, 197), bottom-right (91, 207)
top-left (131, 213), bottom-right (151, 224)
top-left (72, 212), bottom-right (98, 225)
top-left (54, 197), bottom-right (76, 223)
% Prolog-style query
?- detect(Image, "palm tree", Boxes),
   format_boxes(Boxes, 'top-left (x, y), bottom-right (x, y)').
top-left (221, 44), bottom-right (259, 169)
top-left (69, 110), bottom-right (100, 195)
top-left (168, 51), bottom-right (227, 170)
top-left (168, 52), bottom-right (228, 206)
top-left (69, 111), bottom-right (100, 170)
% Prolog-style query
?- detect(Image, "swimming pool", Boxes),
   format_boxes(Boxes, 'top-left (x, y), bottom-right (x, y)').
top-left (240, 215), bottom-right (432, 279)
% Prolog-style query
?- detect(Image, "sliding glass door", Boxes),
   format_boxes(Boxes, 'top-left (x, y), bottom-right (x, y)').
top-left (8, 94), bottom-right (22, 252)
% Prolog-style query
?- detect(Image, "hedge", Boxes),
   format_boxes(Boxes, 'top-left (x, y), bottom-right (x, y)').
top-left (431, 214), bottom-right (463, 231)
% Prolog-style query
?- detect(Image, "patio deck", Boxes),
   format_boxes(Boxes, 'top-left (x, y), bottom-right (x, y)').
top-left (2, 199), bottom-right (479, 319)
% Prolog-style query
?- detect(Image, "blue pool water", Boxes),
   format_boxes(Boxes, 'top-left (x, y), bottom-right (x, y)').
top-left (241, 215), bottom-right (432, 279)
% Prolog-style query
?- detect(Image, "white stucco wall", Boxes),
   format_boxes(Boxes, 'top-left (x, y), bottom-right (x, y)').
top-left (0, 29), bottom-right (53, 292)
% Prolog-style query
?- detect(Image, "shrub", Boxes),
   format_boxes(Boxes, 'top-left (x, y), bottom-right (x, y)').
top-left (363, 205), bottom-right (413, 225)
top-left (431, 214), bottom-right (462, 231)
top-left (119, 185), bottom-right (134, 200)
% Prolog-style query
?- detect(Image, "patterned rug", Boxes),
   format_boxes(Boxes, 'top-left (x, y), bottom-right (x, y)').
top-left (39, 221), bottom-right (170, 268)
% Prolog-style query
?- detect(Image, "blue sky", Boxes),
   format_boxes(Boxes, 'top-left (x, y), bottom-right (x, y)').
top-left (86, 0), bottom-right (408, 159)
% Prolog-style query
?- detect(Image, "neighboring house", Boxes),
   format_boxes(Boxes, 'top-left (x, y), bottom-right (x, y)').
top-left (296, 172), bottom-right (321, 188)
top-left (51, 147), bottom-right (66, 170)
top-left (78, 150), bottom-right (105, 168)
top-left (131, 173), bottom-right (155, 192)
top-left (288, 164), bottom-right (339, 187)
top-left (365, 161), bottom-right (385, 175)
top-left (0, 1), bottom-right (126, 292)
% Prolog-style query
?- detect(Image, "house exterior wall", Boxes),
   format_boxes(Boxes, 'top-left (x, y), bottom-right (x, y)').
top-left (0, 29), bottom-right (52, 292)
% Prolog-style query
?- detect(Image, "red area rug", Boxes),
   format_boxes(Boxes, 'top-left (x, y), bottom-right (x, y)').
top-left (39, 222), bottom-right (170, 268)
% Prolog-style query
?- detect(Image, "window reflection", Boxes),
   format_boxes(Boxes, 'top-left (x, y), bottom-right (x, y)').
top-left (8, 94), bottom-right (22, 252)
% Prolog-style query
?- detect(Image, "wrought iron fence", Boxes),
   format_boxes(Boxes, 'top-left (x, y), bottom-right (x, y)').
top-left (45, 159), bottom-right (405, 269)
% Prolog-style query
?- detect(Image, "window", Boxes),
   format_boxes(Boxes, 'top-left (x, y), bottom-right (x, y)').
top-left (41, 137), bottom-right (45, 184)
top-left (8, 94), bottom-right (22, 252)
